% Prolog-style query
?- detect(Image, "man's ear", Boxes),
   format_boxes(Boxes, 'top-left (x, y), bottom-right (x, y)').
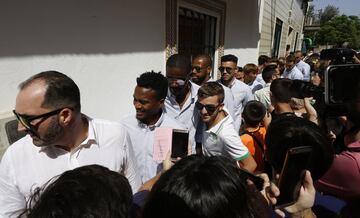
top-left (207, 66), bottom-right (212, 74)
top-left (159, 98), bottom-right (165, 108)
top-left (59, 108), bottom-right (73, 126)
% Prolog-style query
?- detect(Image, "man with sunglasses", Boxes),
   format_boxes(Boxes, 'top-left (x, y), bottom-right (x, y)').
top-left (196, 82), bottom-right (257, 172)
top-left (191, 54), bottom-right (236, 121)
top-left (218, 54), bottom-right (253, 132)
top-left (0, 71), bottom-right (140, 217)
top-left (164, 54), bottom-right (201, 151)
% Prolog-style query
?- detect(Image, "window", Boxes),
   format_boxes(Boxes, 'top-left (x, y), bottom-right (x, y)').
top-left (166, 0), bottom-right (226, 77)
top-left (272, 18), bottom-right (283, 58)
top-left (178, 7), bottom-right (217, 60)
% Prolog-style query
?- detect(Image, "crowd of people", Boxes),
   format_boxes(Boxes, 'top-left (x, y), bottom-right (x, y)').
top-left (0, 49), bottom-right (359, 218)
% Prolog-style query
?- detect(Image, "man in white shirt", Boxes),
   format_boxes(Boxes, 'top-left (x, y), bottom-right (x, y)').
top-left (217, 54), bottom-right (253, 132)
top-left (121, 71), bottom-right (184, 183)
top-left (243, 63), bottom-right (263, 93)
top-left (282, 54), bottom-right (304, 80)
top-left (255, 55), bottom-right (269, 86)
top-left (164, 54), bottom-right (201, 151)
top-left (295, 50), bottom-right (311, 81)
top-left (190, 54), bottom-right (236, 120)
top-left (196, 82), bottom-right (256, 172)
top-left (0, 71), bottom-right (140, 217)
top-left (254, 64), bottom-right (281, 111)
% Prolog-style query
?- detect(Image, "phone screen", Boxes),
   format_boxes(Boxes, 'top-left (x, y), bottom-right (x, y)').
top-left (325, 64), bottom-right (360, 105)
top-left (276, 146), bottom-right (312, 208)
top-left (171, 129), bottom-right (189, 158)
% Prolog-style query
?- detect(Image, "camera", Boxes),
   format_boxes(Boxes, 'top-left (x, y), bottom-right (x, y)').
top-left (289, 48), bottom-right (360, 118)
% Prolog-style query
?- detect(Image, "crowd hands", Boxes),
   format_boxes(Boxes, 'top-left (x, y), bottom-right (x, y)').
top-left (1, 48), bottom-right (359, 218)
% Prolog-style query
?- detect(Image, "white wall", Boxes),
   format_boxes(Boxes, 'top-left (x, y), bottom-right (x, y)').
top-left (224, 0), bottom-right (261, 67)
top-left (0, 0), bottom-right (166, 121)
top-left (259, 0), bottom-right (306, 57)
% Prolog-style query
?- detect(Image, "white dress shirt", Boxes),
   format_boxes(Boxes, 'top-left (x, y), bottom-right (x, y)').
top-left (254, 83), bottom-right (272, 110)
top-left (164, 81), bottom-right (200, 148)
top-left (256, 72), bottom-right (266, 86)
top-left (0, 117), bottom-right (141, 218)
top-left (219, 78), bottom-right (253, 132)
top-left (248, 79), bottom-right (263, 94)
top-left (296, 60), bottom-right (311, 81)
top-left (202, 108), bottom-right (250, 161)
top-left (282, 66), bottom-right (304, 80)
top-left (121, 112), bottom-right (184, 183)
top-left (208, 77), bottom-right (236, 121)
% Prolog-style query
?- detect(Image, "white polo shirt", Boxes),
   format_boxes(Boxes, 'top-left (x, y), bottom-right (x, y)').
top-left (0, 117), bottom-right (141, 218)
top-left (121, 112), bottom-right (184, 183)
top-left (219, 78), bottom-right (253, 132)
top-left (202, 109), bottom-right (250, 161)
top-left (164, 81), bottom-right (200, 147)
top-left (282, 66), bottom-right (304, 80)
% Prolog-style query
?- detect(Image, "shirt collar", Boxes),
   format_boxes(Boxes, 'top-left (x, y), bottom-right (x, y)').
top-left (39, 115), bottom-right (97, 153)
top-left (206, 108), bottom-right (231, 134)
top-left (167, 81), bottom-right (198, 104)
top-left (137, 111), bottom-right (165, 131)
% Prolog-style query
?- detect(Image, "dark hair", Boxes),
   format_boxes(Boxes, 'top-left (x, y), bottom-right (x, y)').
top-left (143, 155), bottom-right (270, 218)
top-left (237, 66), bottom-right (243, 71)
top-left (221, 54), bottom-right (238, 64)
top-left (136, 71), bottom-right (168, 100)
top-left (23, 165), bottom-right (133, 218)
top-left (243, 101), bottom-right (266, 127)
top-left (286, 54), bottom-right (296, 63)
top-left (166, 54), bottom-right (191, 74)
top-left (197, 82), bottom-right (224, 104)
top-left (265, 116), bottom-right (334, 180)
top-left (262, 64), bottom-right (278, 83)
top-left (270, 78), bottom-right (293, 103)
top-left (193, 54), bottom-right (213, 67)
top-left (19, 71), bottom-right (81, 112)
top-left (258, 55), bottom-right (269, 65)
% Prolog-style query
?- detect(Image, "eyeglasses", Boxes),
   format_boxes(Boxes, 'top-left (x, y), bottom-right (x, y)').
top-left (13, 108), bottom-right (65, 130)
top-left (195, 101), bottom-right (220, 114)
top-left (167, 77), bottom-right (187, 86)
top-left (191, 66), bottom-right (208, 72)
top-left (218, 67), bottom-right (234, 74)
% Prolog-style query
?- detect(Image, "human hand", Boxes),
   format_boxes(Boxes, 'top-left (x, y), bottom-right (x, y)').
top-left (274, 171), bottom-right (316, 217)
top-left (258, 173), bottom-right (280, 205)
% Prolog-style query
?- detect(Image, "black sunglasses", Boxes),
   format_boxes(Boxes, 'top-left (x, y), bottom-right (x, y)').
top-left (218, 66), bottom-right (234, 74)
top-left (13, 108), bottom-right (66, 130)
top-left (192, 66), bottom-right (208, 72)
top-left (195, 102), bottom-right (220, 114)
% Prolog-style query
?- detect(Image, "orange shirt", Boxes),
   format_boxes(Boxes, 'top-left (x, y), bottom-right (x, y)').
top-left (240, 127), bottom-right (266, 172)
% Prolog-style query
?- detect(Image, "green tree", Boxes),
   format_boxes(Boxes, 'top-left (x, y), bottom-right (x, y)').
top-left (317, 15), bottom-right (360, 49)
top-left (320, 5), bottom-right (339, 25)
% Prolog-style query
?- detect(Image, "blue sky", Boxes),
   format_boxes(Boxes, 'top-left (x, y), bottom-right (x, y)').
top-left (313, 0), bottom-right (360, 16)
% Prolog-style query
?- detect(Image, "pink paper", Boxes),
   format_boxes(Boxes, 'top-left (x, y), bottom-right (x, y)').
top-left (153, 127), bottom-right (173, 162)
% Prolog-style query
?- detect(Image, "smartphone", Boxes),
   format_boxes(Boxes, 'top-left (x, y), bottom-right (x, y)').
top-left (325, 64), bottom-right (360, 105)
top-left (239, 169), bottom-right (264, 191)
top-left (275, 146), bottom-right (312, 208)
top-left (171, 129), bottom-right (189, 158)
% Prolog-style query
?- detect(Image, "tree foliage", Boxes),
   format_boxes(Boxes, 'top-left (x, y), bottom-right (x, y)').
top-left (319, 5), bottom-right (339, 25)
top-left (317, 15), bottom-right (360, 49)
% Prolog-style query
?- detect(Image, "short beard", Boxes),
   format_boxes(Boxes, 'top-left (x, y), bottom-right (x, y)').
top-left (32, 116), bottom-right (64, 147)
